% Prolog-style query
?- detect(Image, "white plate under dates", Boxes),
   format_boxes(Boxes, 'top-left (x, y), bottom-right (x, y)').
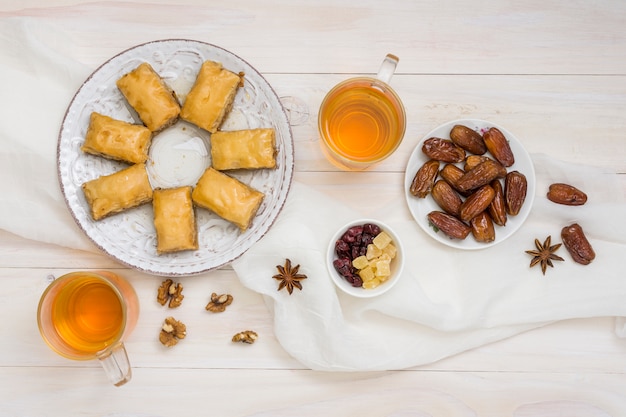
top-left (404, 119), bottom-right (535, 250)
top-left (57, 40), bottom-right (294, 275)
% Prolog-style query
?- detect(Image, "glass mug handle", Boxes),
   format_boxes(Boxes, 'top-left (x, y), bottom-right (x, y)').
top-left (376, 53), bottom-right (399, 85)
top-left (98, 342), bottom-right (132, 386)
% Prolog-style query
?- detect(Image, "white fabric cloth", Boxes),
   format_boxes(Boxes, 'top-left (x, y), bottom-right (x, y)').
top-left (2, 18), bottom-right (626, 371)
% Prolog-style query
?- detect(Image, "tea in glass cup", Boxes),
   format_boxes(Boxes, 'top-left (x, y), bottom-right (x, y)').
top-left (37, 271), bottom-right (139, 386)
top-left (318, 54), bottom-right (406, 170)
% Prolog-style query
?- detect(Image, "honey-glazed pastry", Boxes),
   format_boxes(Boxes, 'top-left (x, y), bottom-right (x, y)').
top-left (210, 128), bottom-right (277, 170)
top-left (192, 167), bottom-right (264, 231)
top-left (81, 112), bottom-right (152, 164)
top-left (180, 60), bottom-right (241, 133)
top-left (116, 62), bottom-right (181, 132)
top-left (152, 186), bottom-right (198, 254)
top-left (81, 163), bottom-right (153, 221)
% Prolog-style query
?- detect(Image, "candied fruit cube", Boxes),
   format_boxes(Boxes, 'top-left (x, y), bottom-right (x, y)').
top-left (373, 231), bottom-right (392, 250)
top-left (362, 278), bottom-right (381, 289)
top-left (366, 243), bottom-right (382, 260)
top-left (358, 266), bottom-right (376, 282)
top-left (382, 243), bottom-right (397, 259)
top-left (375, 260), bottom-right (391, 277)
top-left (352, 255), bottom-right (369, 270)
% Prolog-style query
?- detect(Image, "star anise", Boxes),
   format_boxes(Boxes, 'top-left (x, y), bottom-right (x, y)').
top-left (272, 258), bottom-right (307, 294)
top-left (525, 235), bottom-right (564, 275)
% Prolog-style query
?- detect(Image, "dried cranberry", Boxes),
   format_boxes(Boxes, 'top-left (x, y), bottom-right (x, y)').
top-left (349, 274), bottom-right (363, 287)
top-left (361, 233), bottom-right (374, 246)
top-left (341, 225), bottom-right (363, 243)
top-left (333, 257), bottom-right (353, 278)
top-left (351, 245), bottom-right (361, 260)
top-left (334, 240), bottom-right (350, 257)
top-left (363, 223), bottom-right (381, 236)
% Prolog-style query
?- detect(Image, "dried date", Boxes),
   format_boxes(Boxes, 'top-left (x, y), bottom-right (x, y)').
top-left (422, 138), bottom-right (466, 163)
top-left (431, 179), bottom-right (463, 216)
top-left (456, 159), bottom-right (507, 193)
top-left (470, 211), bottom-right (496, 243)
top-left (459, 184), bottom-right (496, 222)
top-left (440, 163), bottom-right (472, 197)
top-left (504, 171), bottom-right (527, 216)
top-left (410, 159), bottom-right (440, 198)
top-left (427, 211), bottom-right (471, 240)
top-left (483, 127), bottom-right (515, 167)
top-left (450, 124), bottom-right (487, 155)
top-left (488, 179), bottom-right (507, 226)
top-left (561, 223), bottom-right (595, 265)
top-left (547, 183), bottom-right (587, 206)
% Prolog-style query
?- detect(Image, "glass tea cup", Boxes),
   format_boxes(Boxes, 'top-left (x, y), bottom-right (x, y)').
top-left (37, 270), bottom-right (139, 386)
top-left (318, 54), bottom-right (406, 170)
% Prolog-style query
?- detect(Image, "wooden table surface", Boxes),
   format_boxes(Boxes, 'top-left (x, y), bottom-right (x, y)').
top-left (2, 1), bottom-right (626, 415)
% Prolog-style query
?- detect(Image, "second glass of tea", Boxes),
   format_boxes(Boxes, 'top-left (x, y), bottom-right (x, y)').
top-left (37, 270), bottom-right (139, 386)
top-left (318, 54), bottom-right (406, 170)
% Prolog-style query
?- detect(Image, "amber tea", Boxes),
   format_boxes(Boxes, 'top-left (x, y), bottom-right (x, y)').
top-left (38, 271), bottom-right (138, 386)
top-left (318, 57), bottom-right (405, 170)
top-left (50, 276), bottom-right (124, 355)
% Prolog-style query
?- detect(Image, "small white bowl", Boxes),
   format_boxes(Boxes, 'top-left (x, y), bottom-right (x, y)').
top-left (327, 219), bottom-right (405, 298)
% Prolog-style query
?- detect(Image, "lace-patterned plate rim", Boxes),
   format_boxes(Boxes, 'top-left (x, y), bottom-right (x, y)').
top-left (57, 39), bottom-right (294, 276)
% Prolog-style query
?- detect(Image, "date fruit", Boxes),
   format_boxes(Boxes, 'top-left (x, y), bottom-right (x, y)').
top-left (470, 211), bottom-right (496, 243)
top-left (428, 211), bottom-right (471, 240)
top-left (488, 179), bottom-right (507, 226)
top-left (547, 183), bottom-right (587, 206)
top-left (459, 184), bottom-right (496, 222)
top-left (504, 171), bottom-right (527, 216)
top-left (440, 163), bottom-right (471, 196)
top-left (431, 179), bottom-right (463, 216)
top-left (483, 127), bottom-right (515, 167)
top-left (561, 223), bottom-right (595, 265)
top-left (456, 159), bottom-right (507, 193)
top-left (410, 159), bottom-right (440, 198)
top-left (450, 124), bottom-right (487, 155)
top-left (422, 138), bottom-right (466, 163)
top-left (464, 155), bottom-right (490, 172)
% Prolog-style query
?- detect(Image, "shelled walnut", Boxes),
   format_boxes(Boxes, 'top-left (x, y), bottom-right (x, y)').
top-left (157, 278), bottom-right (184, 308)
top-left (232, 330), bottom-right (258, 344)
top-left (159, 316), bottom-right (187, 347)
top-left (205, 292), bottom-right (233, 313)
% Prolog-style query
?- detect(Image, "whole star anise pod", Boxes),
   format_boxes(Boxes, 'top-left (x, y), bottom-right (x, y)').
top-left (525, 235), bottom-right (564, 275)
top-left (273, 258), bottom-right (307, 294)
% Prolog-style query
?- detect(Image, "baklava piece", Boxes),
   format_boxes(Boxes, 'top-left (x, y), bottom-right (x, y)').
top-left (180, 60), bottom-right (241, 133)
top-left (81, 163), bottom-right (153, 221)
top-left (116, 62), bottom-right (181, 132)
top-left (192, 167), bottom-right (264, 231)
top-left (152, 187), bottom-right (198, 254)
top-left (81, 112), bottom-right (152, 164)
top-left (210, 128), bottom-right (277, 170)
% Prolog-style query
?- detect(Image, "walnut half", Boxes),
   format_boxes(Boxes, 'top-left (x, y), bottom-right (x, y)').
top-left (157, 279), bottom-right (184, 308)
top-left (232, 330), bottom-right (258, 344)
top-left (159, 316), bottom-right (187, 347)
top-left (205, 292), bottom-right (233, 313)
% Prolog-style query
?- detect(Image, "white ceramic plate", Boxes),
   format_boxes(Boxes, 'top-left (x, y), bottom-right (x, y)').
top-left (404, 119), bottom-right (535, 250)
top-left (58, 40), bottom-right (294, 276)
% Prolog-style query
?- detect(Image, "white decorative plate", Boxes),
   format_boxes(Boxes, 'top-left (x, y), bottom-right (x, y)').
top-left (58, 40), bottom-right (294, 276)
top-left (404, 119), bottom-right (535, 250)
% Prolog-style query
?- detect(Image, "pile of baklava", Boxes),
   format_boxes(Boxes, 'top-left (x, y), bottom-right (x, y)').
top-left (80, 60), bottom-right (276, 255)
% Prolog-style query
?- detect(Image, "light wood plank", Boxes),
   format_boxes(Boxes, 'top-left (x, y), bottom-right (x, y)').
top-left (2, 1), bottom-right (626, 76)
top-left (1, 367), bottom-right (625, 416)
